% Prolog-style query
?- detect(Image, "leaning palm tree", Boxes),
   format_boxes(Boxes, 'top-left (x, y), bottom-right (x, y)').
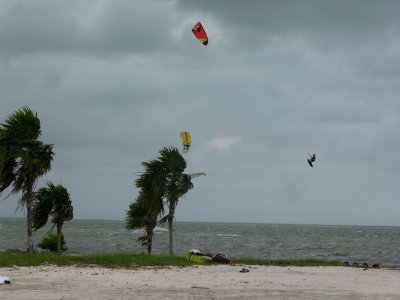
top-left (126, 159), bottom-right (165, 254)
top-left (157, 147), bottom-right (205, 255)
top-left (32, 182), bottom-right (73, 254)
top-left (0, 107), bottom-right (54, 252)
top-left (126, 193), bottom-right (159, 254)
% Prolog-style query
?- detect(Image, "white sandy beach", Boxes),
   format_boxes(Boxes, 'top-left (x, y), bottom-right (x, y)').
top-left (1, 265), bottom-right (399, 299)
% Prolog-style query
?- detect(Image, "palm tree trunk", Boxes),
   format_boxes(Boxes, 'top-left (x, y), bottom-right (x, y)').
top-left (26, 190), bottom-right (34, 253)
top-left (168, 217), bottom-right (173, 255)
top-left (147, 235), bottom-right (152, 255)
top-left (145, 226), bottom-right (153, 255)
top-left (168, 200), bottom-right (178, 256)
top-left (168, 206), bottom-right (175, 256)
top-left (57, 223), bottom-right (62, 254)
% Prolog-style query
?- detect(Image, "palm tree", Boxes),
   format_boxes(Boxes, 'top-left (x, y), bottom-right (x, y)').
top-left (126, 159), bottom-right (165, 254)
top-left (0, 107), bottom-right (54, 252)
top-left (157, 147), bottom-right (205, 255)
top-left (32, 182), bottom-right (73, 254)
top-left (126, 192), bottom-right (158, 254)
top-left (127, 147), bottom-right (204, 256)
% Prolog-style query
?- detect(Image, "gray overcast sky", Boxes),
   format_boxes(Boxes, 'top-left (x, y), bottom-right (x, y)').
top-left (1, 0), bottom-right (399, 226)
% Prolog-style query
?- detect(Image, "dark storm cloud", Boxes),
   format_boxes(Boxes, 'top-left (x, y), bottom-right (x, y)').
top-left (0, 0), bottom-right (399, 225)
top-left (177, 0), bottom-right (400, 48)
top-left (0, 0), bottom-right (179, 57)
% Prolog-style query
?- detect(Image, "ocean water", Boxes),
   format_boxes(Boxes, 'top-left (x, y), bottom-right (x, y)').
top-left (0, 218), bottom-right (399, 269)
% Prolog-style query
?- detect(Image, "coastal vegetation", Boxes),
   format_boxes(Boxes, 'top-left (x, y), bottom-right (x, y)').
top-left (37, 232), bottom-right (68, 253)
top-left (126, 157), bottom-right (166, 255)
top-left (32, 182), bottom-right (74, 253)
top-left (0, 107), bottom-right (54, 253)
top-left (0, 253), bottom-right (342, 268)
top-left (126, 147), bottom-right (205, 255)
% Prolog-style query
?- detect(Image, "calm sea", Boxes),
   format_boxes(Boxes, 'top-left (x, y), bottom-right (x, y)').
top-left (1, 218), bottom-right (399, 269)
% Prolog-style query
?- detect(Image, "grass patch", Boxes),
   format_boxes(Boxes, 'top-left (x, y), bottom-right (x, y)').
top-left (0, 253), bottom-right (191, 268)
top-left (0, 253), bottom-right (341, 269)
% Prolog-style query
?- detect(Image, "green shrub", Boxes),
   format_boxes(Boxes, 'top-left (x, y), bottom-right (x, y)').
top-left (37, 232), bottom-right (67, 253)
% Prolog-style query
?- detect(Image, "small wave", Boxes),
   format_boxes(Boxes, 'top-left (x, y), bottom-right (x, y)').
top-left (216, 234), bottom-right (240, 237)
top-left (130, 227), bottom-right (168, 234)
top-left (154, 227), bottom-right (168, 232)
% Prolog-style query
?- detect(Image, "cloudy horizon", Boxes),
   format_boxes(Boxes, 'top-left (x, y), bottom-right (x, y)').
top-left (1, 0), bottom-right (399, 226)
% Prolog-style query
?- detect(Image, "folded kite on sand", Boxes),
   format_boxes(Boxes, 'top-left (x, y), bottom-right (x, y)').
top-left (0, 276), bottom-right (11, 284)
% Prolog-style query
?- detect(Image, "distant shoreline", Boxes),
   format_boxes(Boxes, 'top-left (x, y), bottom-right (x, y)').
top-left (1, 217), bottom-right (399, 227)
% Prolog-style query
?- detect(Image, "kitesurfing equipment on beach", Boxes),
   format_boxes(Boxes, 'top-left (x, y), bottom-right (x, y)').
top-left (185, 249), bottom-right (229, 264)
top-left (185, 249), bottom-right (212, 263)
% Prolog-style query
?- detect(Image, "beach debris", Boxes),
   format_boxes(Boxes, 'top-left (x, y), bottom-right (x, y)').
top-left (192, 22), bottom-right (208, 46)
top-left (239, 268), bottom-right (249, 273)
top-left (362, 263), bottom-right (368, 270)
top-left (307, 153), bottom-right (316, 167)
top-left (180, 131), bottom-right (191, 153)
top-left (0, 276), bottom-right (11, 284)
top-left (343, 261), bottom-right (350, 267)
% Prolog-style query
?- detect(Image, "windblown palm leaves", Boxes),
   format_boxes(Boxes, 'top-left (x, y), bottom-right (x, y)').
top-left (126, 159), bottom-right (166, 254)
top-left (127, 146), bottom-right (205, 255)
top-left (0, 107), bottom-right (54, 252)
top-left (32, 182), bottom-right (73, 254)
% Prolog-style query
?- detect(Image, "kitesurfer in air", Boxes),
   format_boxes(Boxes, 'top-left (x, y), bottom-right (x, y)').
top-left (307, 153), bottom-right (316, 167)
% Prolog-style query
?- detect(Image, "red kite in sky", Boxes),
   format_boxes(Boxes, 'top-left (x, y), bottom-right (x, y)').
top-left (192, 22), bottom-right (208, 46)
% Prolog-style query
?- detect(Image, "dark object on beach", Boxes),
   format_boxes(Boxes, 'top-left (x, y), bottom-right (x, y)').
top-left (372, 264), bottom-right (380, 269)
top-left (307, 153), bottom-right (316, 167)
top-left (239, 268), bottom-right (249, 273)
top-left (4, 280), bottom-right (10, 284)
top-left (362, 263), bottom-right (368, 269)
top-left (352, 262), bottom-right (359, 267)
top-left (343, 261), bottom-right (349, 267)
top-left (212, 253), bottom-right (230, 264)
